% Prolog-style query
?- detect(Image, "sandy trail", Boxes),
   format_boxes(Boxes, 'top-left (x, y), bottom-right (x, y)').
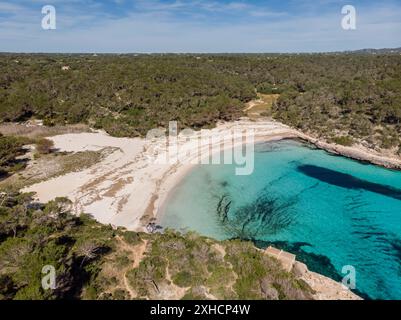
top-left (24, 119), bottom-right (401, 231)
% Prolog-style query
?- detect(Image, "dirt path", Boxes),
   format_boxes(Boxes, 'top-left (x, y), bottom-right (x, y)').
top-left (164, 261), bottom-right (189, 299)
top-left (115, 236), bottom-right (148, 299)
top-left (244, 93), bottom-right (280, 119)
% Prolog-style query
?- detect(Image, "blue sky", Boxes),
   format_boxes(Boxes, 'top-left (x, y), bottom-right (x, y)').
top-left (0, 0), bottom-right (400, 52)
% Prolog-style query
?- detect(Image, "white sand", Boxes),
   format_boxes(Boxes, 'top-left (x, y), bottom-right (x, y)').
top-left (24, 120), bottom-right (294, 230)
top-left (24, 119), bottom-right (401, 231)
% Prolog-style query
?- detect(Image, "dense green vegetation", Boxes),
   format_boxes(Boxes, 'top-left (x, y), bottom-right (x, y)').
top-left (0, 134), bottom-right (29, 177)
top-left (1, 53), bottom-right (400, 149)
top-left (124, 231), bottom-right (311, 300)
top-left (0, 132), bottom-right (59, 181)
top-left (270, 55), bottom-right (401, 150)
top-left (0, 191), bottom-right (313, 300)
top-left (0, 193), bottom-right (115, 299)
top-left (0, 54), bottom-right (255, 137)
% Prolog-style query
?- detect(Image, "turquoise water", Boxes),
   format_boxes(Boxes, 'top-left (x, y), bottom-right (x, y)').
top-left (160, 140), bottom-right (401, 300)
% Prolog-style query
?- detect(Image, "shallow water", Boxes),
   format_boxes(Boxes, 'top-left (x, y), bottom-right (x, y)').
top-left (160, 140), bottom-right (401, 299)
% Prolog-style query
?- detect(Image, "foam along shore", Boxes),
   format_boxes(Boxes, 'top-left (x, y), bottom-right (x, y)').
top-left (24, 119), bottom-right (401, 232)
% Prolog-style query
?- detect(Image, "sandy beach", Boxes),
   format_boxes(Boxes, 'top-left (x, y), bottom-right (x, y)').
top-left (24, 119), bottom-right (401, 231)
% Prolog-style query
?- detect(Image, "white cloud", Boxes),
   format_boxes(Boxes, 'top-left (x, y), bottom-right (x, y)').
top-left (0, 0), bottom-right (400, 52)
top-left (199, 1), bottom-right (250, 12)
top-left (0, 1), bottom-right (26, 14)
top-left (249, 10), bottom-right (288, 18)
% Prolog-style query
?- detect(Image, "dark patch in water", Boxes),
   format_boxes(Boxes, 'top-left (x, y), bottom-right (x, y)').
top-left (216, 194), bottom-right (231, 223)
top-left (297, 165), bottom-right (401, 201)
top-left (220, 180), bottom-right (229, 188)
top-left (254, 240), bottom-right (341, 280)
top-left (389, 238), bottom-right (401, 277)
top-left (216, 193), bottom-right (297, 240)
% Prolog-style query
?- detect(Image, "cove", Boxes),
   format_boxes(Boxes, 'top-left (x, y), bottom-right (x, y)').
top-left (160, 140), bottom-right (401, 300)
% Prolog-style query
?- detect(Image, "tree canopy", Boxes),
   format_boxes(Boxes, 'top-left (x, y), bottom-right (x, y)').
top-left (1, 53), bottom-right (400, 147)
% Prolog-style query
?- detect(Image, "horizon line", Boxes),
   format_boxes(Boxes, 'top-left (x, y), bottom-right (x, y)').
top-left (1, 46), bottom-right (401, 55)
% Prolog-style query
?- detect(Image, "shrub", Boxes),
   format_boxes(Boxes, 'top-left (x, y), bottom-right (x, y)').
top-left (36, 138), bottom-right (54, 154)
top-left (332, 136), bottom-right (354, 146)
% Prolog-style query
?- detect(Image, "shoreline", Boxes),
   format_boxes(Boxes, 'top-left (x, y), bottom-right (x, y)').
top-left (23, 118), bottom-right (401, 233)
top-left (154, 131), bottom-right (302, 225)
top-left (294, 131), bottom-right (401, 171)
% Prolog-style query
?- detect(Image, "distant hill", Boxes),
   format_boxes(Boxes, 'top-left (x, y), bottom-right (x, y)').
top-left (345, 47), bottom-right (401, 54)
